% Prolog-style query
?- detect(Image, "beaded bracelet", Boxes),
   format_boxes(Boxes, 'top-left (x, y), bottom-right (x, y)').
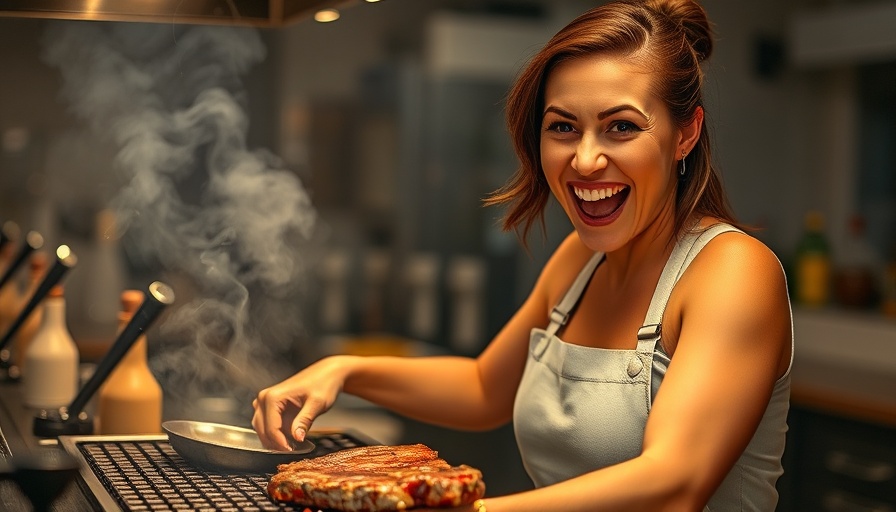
top-left (473, 499), bottom-right (487, 512)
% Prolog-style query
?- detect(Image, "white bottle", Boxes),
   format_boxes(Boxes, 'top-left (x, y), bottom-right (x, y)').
top-left (23, 285), bottom-right (79, 409)
top-left (13, 251), bottom-right (48, 372)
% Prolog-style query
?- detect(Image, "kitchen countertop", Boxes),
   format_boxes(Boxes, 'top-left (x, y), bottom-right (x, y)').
top-left (1, 309), bottom-right (892, 511)
top-left (0, 382), bottom-right (94, 511)
top-left (790, 307), bottom-right (896, 427)
top-left (791, 355), bottom-right (896, 426)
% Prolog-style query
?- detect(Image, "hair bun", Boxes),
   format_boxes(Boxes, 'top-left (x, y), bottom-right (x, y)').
top-left (644, 0), bottom-right (713, 62)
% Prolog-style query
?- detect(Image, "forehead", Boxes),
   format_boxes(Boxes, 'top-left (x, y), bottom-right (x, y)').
top-left (543, 54), bottom-right (659, 111)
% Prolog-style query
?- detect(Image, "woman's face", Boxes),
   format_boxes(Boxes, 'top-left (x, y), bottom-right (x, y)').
top-left (540, 53), bottom-right (693, 253)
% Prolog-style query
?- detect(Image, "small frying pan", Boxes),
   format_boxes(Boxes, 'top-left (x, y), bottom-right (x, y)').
top-left (163, 420), bottom-right (315, 474)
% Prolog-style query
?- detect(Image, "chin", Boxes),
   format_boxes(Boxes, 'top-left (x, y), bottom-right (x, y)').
top-left (573, 226), bottom-right (629, 254)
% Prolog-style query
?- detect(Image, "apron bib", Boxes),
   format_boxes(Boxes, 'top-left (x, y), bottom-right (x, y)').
top-left (513, 224), bottom-right (738, 489)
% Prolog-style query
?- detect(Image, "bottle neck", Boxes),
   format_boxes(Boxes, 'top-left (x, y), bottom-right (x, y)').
top-left (120, 335), bottom-right (149, 367)
top-left (116, 317), bottom-right (149, 368)
top-left (41, 297), bottom-right (67, 328)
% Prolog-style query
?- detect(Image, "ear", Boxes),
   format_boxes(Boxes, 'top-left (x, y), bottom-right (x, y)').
top-left (677, 106), bottom-right (704, 156)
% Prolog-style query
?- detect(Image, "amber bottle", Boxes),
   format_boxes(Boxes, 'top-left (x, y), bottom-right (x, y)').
top-left (96, 290), bottom-right (163, 434)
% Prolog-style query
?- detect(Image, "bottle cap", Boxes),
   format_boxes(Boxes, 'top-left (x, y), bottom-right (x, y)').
top-left (118, 290), bottom-right (143, 322)
top-left (29, 251), bottom-right (48, 275)
top-left (805, 211), bottom-right (824, 232)
top-left (48, 285), bottom-right (64, 298)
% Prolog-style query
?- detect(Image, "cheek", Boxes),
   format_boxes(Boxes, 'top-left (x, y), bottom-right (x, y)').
top-left (621, 146), bottom-right (673, 183)
top-left (539, 141), bottom-right (567, 179)
top-left (540, 146), bottom-right (567, 198)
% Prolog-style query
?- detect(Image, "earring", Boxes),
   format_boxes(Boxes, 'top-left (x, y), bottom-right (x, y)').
top-left (679, 150), bottom-right (687, 176)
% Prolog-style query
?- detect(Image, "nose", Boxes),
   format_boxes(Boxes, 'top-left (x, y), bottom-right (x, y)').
top-left (571, 134), bottom-right (607, 176)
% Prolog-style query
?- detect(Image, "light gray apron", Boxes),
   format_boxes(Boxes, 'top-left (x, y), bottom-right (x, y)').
top-left (513, 224), bottom-right (791, 511)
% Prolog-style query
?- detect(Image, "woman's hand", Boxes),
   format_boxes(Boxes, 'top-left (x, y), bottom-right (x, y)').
top-left (251, 355), bottom-right (357, 451)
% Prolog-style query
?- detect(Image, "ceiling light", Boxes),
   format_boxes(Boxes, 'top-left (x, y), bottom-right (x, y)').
top-left (314, 9), bottom-right (340, 22)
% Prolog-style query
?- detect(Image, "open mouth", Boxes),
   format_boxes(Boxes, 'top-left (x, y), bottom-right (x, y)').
top-left (571, 184), bottom-right (630, 225)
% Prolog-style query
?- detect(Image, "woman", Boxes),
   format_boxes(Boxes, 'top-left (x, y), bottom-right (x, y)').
top-left (253, 0), bottom-right (793, 510)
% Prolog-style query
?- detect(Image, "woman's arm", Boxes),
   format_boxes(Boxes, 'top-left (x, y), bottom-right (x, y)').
top-left (252, 293), bottom-right (544, 450)
top-left (424, 231), bottom-right (792, 512)
top-left (254, 232), bottom-right (591, 450)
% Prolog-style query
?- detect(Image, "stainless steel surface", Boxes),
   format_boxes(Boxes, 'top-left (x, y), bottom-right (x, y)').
top-left (59, 434), bottom-right (165, 512)
top-left (57, 431), bottom-right (373, 511)
top-left (0, 0), bottom-right (343, 27)
top-left (0, 449), bottom-right (81, 511)
top-left (162, 420), bottom-right (315, 473)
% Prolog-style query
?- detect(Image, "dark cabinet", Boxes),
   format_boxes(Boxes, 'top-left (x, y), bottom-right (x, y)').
top-left (780, 406), bottom-right (896, 512)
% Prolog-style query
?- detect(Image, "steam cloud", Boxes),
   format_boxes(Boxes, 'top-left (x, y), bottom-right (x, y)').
top-left (41, 21), bottom-right (321, 421)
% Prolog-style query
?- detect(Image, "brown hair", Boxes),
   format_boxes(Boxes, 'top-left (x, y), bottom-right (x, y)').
top-left (486, 0), bottom-right (741, 244)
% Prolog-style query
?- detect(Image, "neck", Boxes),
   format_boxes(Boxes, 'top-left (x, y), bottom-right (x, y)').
top-left (603, 203), bottom-right (679, 289)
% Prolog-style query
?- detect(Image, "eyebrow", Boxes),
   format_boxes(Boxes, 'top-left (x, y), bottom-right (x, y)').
top-left (542, 104), bottom-right (650, 122)
top-left (598, 104), bottom-right (650, 121)
top-left (543, 106), bottom-right (576, 120)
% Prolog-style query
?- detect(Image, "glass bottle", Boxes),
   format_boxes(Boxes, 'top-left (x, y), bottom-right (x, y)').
top-left (794, 211), bottom-right (832, 307)
top-left (22, 285), bottom-right (79, 409)
top-left (833, 215), bottom-right (880, 309)
top-left (96, 290), bottom-right (163, 434)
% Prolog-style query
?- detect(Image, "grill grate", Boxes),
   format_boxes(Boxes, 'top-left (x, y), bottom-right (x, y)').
top-left (64, 432), bottom-right (370, 512)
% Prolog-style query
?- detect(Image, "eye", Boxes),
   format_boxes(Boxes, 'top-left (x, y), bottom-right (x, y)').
top-left (608, 121), bottom-right (641, 134)
top-left (546, 121), bottom-right (576, 134)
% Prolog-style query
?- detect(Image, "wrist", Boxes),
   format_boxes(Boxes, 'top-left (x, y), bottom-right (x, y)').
top-left (337, 354), bottom-right (367, 394)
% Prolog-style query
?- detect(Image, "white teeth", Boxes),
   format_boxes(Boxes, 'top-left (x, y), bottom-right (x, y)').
top-left (574, 185), bottom-right (624, 202)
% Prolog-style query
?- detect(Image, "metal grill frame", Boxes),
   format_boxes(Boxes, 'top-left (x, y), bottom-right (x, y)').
top-left (61, 434), bottom-right (162, 512)
top-left (59, 430), bottom-right (377, 511)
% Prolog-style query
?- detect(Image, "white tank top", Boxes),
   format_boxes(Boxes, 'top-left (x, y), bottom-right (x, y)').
top-left (513, 223), bottom-right (793, 511)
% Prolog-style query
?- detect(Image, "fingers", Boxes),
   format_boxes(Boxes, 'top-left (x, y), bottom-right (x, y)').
top-left (252, 389), bottom-right (292, 451)
top-left (252, 388), bottom-right (333, 451)
top-left (251, 358), bottom-right (347, 451)
top-left (290, 396), bottom-right (328, 443)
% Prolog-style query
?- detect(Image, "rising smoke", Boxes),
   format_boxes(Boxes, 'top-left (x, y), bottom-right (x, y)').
top-left (41, 21), bottom-right (321, 421)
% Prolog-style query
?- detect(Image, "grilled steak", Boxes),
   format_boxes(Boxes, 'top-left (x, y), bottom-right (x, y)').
top-left (268, 444), bottom-right (486, 511)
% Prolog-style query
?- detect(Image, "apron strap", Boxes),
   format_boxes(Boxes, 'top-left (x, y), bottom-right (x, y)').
top-left (545, 252), bottom-right (604, 338)
top-left (636, 223), bottom-right (742, 352)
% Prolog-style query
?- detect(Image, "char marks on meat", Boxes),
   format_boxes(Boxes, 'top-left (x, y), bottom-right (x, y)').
top-left (268, 444), bottom-right (486, 512)
top-left (279, 443), bottom-right (445, 472)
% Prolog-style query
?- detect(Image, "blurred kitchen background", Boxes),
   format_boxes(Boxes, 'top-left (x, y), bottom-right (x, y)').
top-left (0, 0), bottom-right (894, 508)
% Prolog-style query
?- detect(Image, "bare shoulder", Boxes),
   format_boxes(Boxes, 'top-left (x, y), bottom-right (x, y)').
top-left (669, 224), bottom-right (792, 375)
top-left (680, 226), bottom-right (790, 314)
top-left (686, 227), bottom-right (786, 289)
